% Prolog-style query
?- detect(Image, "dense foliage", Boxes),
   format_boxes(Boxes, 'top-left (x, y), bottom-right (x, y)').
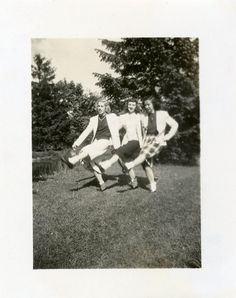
top-left (94, 38), bottom-right (199, 164)
top-left (32, 54), bottom-right (99, 151)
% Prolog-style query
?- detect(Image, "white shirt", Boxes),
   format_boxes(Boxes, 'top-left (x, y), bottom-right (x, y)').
top-left (119, 113), bottom-right (142, 145)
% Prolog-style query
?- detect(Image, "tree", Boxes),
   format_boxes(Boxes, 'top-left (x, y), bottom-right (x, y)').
top-left (54, 79), bottom-right (85, 145)
top-left (32, 54), bottom-right (101, 151)
top-left (32, 54), bottom-right (56, 84)
top-left (32, 54), bottom-right (71, 150)
top-left (94, 38), bottom-right (199, 164)
top-left (68, 90), bottom-right (102, 145)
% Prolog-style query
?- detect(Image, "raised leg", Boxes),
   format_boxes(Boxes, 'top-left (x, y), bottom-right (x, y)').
top-left (68, 149), bottom-right (88, 165)
top-left (125, 153), bottom-right (146, 170)
top-left (99, 154), bottom-right (119, 171)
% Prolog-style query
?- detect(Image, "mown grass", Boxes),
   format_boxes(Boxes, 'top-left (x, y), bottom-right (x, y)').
top-left (33, 163), bottom-right (201, 268)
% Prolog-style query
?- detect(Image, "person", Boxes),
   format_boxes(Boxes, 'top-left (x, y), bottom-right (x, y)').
top-left (60, 99), bottom-right (120, 191)
top-left (136, 98), bottom-right (143, 113)
top-left (95, 98), bottom-right (143, 189)
top-left (124, 96), bottom-right (179, 192)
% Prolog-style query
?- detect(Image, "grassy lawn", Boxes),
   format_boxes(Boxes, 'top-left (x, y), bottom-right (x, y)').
top-left (33, 163), bottom-right (201, 269)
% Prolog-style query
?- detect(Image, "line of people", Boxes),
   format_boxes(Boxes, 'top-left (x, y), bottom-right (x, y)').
top-left (61, 96), bottom-right (178, 192)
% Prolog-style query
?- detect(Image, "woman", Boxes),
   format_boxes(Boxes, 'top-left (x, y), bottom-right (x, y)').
top-left (125, 96), bottom-right (179, 192)
top-left (61, 99), bottom-right (120, 191)
top-left (96, 97), bottom-right (143, 189)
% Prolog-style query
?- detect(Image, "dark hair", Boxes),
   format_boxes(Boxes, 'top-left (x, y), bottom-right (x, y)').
top-left (144, 96), bottom-right (160, 110)
top-left (127, 97), bottom-right (137, 104)
top-left (125, 97), bottom-right (140, 113)
top-left (144, 95), bottom-right (154, 103)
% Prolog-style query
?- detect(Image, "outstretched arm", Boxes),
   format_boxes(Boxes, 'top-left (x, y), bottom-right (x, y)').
top-left (72, 119), bottom-right (93, 149)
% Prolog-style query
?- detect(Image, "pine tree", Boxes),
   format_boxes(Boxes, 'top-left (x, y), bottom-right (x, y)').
top-left (32, 54), bottom-right (71, 150)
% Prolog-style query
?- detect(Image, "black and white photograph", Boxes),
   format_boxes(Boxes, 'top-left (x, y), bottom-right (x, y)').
top-left (32, 38), bottom-right (200, 269)
top-left (1, 1), bottom-right (236, 297)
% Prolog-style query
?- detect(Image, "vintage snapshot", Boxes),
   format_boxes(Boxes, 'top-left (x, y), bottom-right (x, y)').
top-left (32, 38), bottom-right (200, 269)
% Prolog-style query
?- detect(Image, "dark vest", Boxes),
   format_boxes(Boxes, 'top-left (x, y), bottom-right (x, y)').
top-left (147, 112), bottom-right (158, 135)
top-left (95, 116), bottom-right (111, 140)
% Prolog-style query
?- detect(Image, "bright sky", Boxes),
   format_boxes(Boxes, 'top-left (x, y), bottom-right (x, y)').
top-left (31, 39), bottom-right (116, 94)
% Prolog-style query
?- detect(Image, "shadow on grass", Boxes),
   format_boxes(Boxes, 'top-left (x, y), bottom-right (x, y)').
top-left (115, 176), bottom-right (150, 191)
top-left (71, 174), bottom-right (120, 191)
top-left (76, 175), bottom-right (95, 183)
top-left (71, 172), bottom-right (150, 193)
top-left (71, 178), bottom-right (97, 191)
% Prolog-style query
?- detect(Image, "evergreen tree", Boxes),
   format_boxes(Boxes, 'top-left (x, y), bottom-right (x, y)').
top-left (32, 54), bottom-right (71, 150)
top-left (54, 79), bottom-right (85, 144)
top-left (94, 38), bottom-right (199, 164)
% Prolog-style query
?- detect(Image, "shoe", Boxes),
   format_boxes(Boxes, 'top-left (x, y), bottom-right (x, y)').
top-left (100, 182), bottom-right (107, 191)
top-left (150, 182), bottom-right (157, 192)
top-left (60, 151), bottom-right (74, 169)
top-left (129, 178), bottom-right (138, 189)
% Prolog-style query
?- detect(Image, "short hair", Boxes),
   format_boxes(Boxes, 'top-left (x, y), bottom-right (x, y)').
top-left (125, 97), bottom-right (140, 113)
top-left (95, 99), bottom-right (111, 114)
top-left (127, 97), bottom-right (137, 104)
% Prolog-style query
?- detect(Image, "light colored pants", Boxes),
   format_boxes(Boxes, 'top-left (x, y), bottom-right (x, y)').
top-left (81, 138), bottom-right (111, 160)
top-left (81, 139), bottom-right (111, 174)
